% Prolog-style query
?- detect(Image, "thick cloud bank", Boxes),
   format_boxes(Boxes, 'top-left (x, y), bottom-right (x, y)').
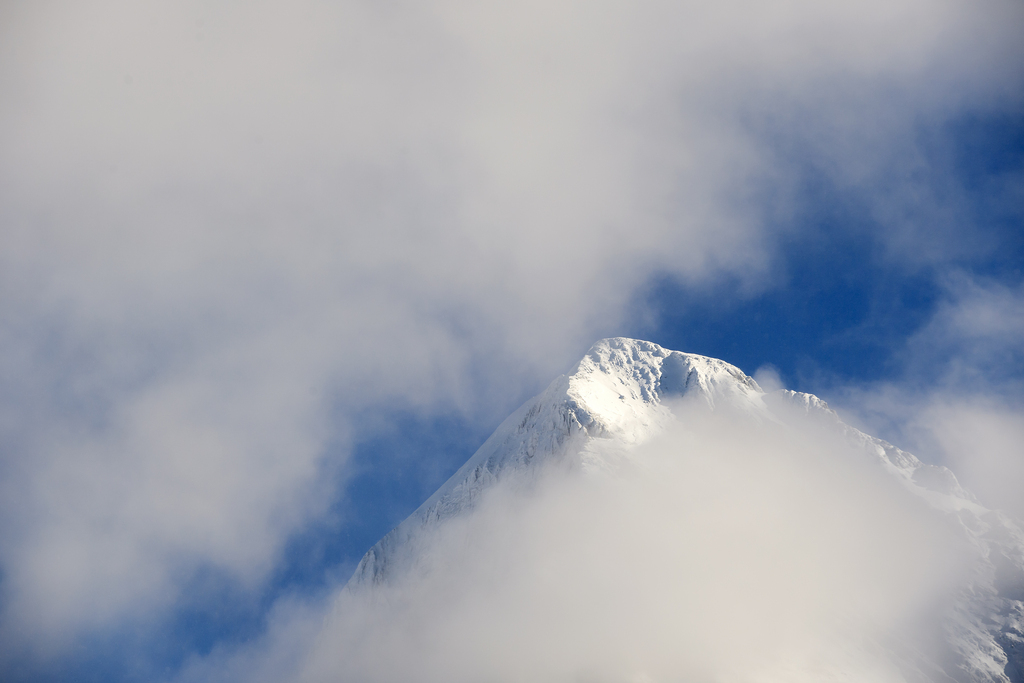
top-left (1, 0), bottom-right (1021, 675)
top-left (297, 408), bottom-right (967, 683)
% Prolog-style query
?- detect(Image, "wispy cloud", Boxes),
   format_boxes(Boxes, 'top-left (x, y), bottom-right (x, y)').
top-left (0, 0), bottom-right (1021, 675)
top-left (199, 406), bottom-right (970, 682)
top-left (832, 276), bottom-right (1024, 520)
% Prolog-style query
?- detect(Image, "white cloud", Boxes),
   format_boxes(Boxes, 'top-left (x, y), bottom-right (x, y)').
top-left (907, 276), bottom-right (1024, 387)
top-left (914, 400), bottom-right (1024, 522)
top-left (754, 364), bottom-right (785, 393)
top-left (255, 408), bottom-right (970, 683)
top-left (0, 0), bottom-right (1021, 668)
top-left (831, 277), bottom-right (1024, 522)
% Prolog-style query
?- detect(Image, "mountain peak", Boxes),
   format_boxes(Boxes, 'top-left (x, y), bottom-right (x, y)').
top-left (339, 339), bottom-right (1024, 682)
top-left (347, 339), bottom-right (975, 588)
top-left (348, 339), bottom-right (769, 586)
top-left (570, 338), bottom-right (764, 424)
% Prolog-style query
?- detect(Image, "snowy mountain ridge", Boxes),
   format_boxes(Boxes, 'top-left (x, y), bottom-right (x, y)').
top-left (344, 338), bottom-right (1024, 682)
top-left (350, 338), bottom-right (970, 585)
top-left (349, 338), bottom-right (769, 585)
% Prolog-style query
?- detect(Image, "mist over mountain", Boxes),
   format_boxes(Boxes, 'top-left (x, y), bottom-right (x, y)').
top-left (273, 339), bottom-right (1023, 683)
top-left (2, 0), bottom-right (1022, 679)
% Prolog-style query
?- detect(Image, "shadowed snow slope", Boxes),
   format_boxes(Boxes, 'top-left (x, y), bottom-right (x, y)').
top-left (343, 338), bottom-right (1024, 682)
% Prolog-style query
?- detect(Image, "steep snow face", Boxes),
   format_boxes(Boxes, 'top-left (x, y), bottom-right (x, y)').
top-left (347, 338), bottom-right (972, 586)
top-left (347, 338), bottom-right (768, 585)
top-left (563, 337), bottom-right (768, 442)
top-left (342, 338), bottom-right (1024, 683)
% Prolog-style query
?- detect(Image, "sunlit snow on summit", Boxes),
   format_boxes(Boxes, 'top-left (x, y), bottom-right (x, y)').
top-left (189, 340), bottom-right (1023, 683)
top-left (0, 0), bottom-right (1022, 680)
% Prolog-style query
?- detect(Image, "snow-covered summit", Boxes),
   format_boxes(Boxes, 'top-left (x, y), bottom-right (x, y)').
top-left (348, 339), bottom-right (767, 584)
top-left (348, 338), bottom-right (965, 585)
top-left (343, 338), bottom-right (1024, 681)
top-left (561, 337), bottom-right (767, 439)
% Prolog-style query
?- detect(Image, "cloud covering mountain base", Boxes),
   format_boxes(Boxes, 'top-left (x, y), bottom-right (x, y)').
top-left (306, 412), bottom-right (970, 683)
top-left (179, 340), bottom-right (1021, 683)
top-left (1, 0), bottom-right (1022, 678)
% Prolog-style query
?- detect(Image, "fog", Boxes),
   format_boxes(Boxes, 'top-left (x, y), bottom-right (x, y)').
top-left (182, 405), bottom-right (970, 683)
top-left (832, 277), bottom-right (1024, 524)
top-left (1, 0), bottom-right (1022, 675)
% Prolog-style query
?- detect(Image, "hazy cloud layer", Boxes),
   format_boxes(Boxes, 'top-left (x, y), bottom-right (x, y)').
top-left (189, 408), bottom-right (970, 683)
top-left (833, 277), bottom-right (1024, 521)
top-left (0, 0), bottom-right (1021, 673)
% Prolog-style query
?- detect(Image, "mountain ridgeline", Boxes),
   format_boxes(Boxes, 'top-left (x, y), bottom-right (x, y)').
top-left (342, 338), bottom-right (1024, 683)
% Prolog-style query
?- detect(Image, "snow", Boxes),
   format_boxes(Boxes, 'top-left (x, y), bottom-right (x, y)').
top-left (344, 337), bottom-right (1024, 682)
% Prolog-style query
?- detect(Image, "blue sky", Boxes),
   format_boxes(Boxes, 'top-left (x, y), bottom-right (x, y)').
top-left (1, 1), bottom-right (1023, 681)
top-left (46, 105), bottom-right (1022, 683)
